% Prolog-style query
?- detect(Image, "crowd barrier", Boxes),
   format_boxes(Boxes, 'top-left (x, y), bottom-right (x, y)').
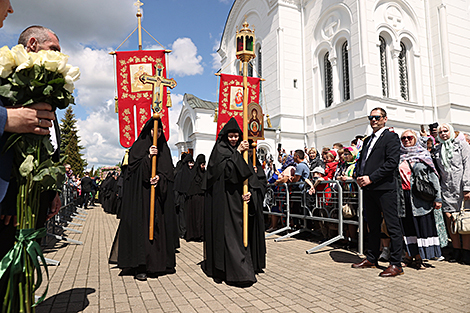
top-left (263, 179), bottom-right (364, 255)
top-left (42, 183), bottom-right (86, 265)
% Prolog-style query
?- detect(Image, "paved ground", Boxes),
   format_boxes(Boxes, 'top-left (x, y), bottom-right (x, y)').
top-left (35, 205), bottom-right (470, 313)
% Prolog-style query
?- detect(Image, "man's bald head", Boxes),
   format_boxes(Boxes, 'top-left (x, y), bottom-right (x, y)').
top-left (18, 25), bottom-right (60, 53)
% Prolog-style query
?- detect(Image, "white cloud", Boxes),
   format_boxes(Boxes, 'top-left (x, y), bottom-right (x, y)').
top-left (0, 0), bottom-right (135, 48)
top-left (167, 38), bottom-right (203, 77)
top-left (76, 99), bottom-right (125, 168)
top-left (211, 39), bottom-right (222, 70)
top-left (167, 93), bottom-right (184, 151)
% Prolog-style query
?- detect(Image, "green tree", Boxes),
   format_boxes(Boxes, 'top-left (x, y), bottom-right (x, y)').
top-left (60, 106), bottom-right (87, 176)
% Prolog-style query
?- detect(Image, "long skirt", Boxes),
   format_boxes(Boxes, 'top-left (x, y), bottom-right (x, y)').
top-left (185, 194), bottom-right (204, 241)
top-left (401, 190), bottom-right (441, 259)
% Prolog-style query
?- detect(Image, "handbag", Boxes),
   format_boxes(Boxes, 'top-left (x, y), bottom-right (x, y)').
top-left (342, 203), bottom-right (355, 218)
top-left (407, 161), bottom-right (437, 202)
top-left (451, 209), bottom-right (470, 235)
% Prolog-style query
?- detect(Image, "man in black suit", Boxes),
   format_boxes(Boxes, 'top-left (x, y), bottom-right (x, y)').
top-left (352, 107), bottom-right (403, 277)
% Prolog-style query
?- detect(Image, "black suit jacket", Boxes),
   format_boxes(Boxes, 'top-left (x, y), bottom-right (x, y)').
top-left (355, 128), bottom-right (400, 191)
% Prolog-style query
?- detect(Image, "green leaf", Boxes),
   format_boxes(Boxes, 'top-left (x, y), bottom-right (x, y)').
top-left (43, 85), bottom-right (53, 96)
top-left (19, 155), bottom-right (35, 177)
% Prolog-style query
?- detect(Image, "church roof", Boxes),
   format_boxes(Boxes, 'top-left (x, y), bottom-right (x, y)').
top-left (184, 93), bottom-right (217, 110)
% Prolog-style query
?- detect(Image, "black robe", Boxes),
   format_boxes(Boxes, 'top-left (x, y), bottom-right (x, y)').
top-left (247, 157), bottom-right (267, 273)
top-left (202, 118), bottom-right (256, 285)
top-left (173, 154), bottom-right (194, 238)
top-left (116, 118), bottom-right (178, 273)
top-left (185, 154), bottom-right (206, 242)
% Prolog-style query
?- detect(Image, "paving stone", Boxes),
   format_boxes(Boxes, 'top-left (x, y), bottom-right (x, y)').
top-left (33, 204), bottom-right (470, 312)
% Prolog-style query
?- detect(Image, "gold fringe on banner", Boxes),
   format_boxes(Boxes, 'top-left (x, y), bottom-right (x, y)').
top-left (213, 108), bottom-right (218, 123)
top-left (166, 91), bottom-right (172, 108)
top-left (122, 149), bottom-right (129, 166)
top-left (114, 96), bottom-right (119, 113)
top-left (266, 114), bottom-right (272, 128)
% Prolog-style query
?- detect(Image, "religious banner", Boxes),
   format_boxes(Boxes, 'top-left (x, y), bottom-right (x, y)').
top-left (115, 50), bottom-right (170, 147)
top-left (247, 102), bottom-right (264, 140)
top-left (216, 73), bottom-right (261, 136)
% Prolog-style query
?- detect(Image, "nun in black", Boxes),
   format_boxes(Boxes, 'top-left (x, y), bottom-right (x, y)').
top-left (174, 153), bottom-right (195, 239)
top-left (247, 145), bottom-right (267, 274)
top-left (202, 118), bottom-right (256, 286)
top-left (117, 118), bottom-right (178, 281)
top-left (185, 154), bottom-right (206, 242)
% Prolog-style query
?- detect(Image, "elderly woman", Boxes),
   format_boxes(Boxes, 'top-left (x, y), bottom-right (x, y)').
top-left (434, 123), bottom-right (470, 264)
top-left (399, 130), bottom-right (442, 269)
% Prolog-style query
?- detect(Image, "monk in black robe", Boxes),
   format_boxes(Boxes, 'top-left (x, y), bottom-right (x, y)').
top-left (247, 146), bottom-right (267, 273)
top-left (185, 154), bottom-right (206, 242)
top-left (174, 154), bottom-right (194, 239)
top-left (202, 118), bottom-right (256, 286)
top-left (117, 118), bottom-right (178, 281)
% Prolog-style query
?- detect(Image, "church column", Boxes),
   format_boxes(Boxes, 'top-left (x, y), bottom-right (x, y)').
top-left (438, 3), bottom-right (450, 77)
top-left (390, 45), bottom-right (401, 100)
top-left (329, 54), bottom-right (340, 105)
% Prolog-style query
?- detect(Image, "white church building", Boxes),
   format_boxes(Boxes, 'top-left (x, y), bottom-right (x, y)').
top-left (177, 0), bottom-right (470, 162)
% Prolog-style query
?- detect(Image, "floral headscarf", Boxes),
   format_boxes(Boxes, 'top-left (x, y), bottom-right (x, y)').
top-left (400, 129), bottom-right (438, 175)
top-left (437, 123), bottom-right (455, 171)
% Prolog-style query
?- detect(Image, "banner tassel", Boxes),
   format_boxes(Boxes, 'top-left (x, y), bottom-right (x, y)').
top-left (166, 91), bottom-right (172, 108)
top-left (266, 114), bottom-right (272, 128)
top-left (114, 96), bottom-right (119, 113)
top-left (213, 108), bottom-right (218, 123)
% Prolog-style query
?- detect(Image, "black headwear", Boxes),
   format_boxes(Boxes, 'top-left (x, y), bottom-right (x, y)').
top-left (127, 117), bottom-right (174, 182)
top-left (187, 154), bottom-right (206, 196)
top-left (174, 153), bottom-right (195, 193)
top-left (204, 118), bottom-right (243, 189)
top-left (429, 122), bottom-right (439, 130)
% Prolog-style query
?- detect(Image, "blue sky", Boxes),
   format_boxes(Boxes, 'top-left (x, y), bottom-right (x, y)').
top-left (0, 0), bottom-right (235, 167)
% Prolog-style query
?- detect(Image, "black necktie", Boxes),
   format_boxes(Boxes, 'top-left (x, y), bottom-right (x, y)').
top-left (359, 134), bottom-right (374, 175)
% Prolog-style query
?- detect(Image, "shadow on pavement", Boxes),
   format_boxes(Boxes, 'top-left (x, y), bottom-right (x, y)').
top-left (329, 250), bottom-right (363, 263)
top-left (36, 287), bottom-right (96, 313)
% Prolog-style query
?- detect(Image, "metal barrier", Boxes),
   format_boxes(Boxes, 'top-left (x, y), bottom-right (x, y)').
top-left (263, 179), bottom-right (363, 255)
top-left (44, 184), bottom-right (85, 252)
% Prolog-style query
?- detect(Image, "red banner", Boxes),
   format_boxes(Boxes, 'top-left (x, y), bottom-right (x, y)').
top-left (115, 50), bottom-right (170, 147)
top-left (217, 74), bottom-right (260, 136)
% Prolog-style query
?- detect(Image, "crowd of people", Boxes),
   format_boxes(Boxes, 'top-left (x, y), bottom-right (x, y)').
top-left (264, 108), bottom-right (470, 277)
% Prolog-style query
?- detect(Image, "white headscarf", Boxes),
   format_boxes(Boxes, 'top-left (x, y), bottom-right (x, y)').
top-left (437, 123), bottom-right (455, 171)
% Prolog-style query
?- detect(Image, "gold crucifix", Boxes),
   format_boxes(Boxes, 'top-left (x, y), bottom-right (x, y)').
top-left (139, 61), bottom-right (177, 241)
top-left (140, 62), bottom-right (177, 113)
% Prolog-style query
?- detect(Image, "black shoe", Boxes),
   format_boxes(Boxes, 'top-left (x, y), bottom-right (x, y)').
top-left (449, 248), bottom-right (462, 263)
top-left (135, 273), bottom-right (147, 281)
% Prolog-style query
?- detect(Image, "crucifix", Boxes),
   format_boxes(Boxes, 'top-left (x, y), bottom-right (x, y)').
top-left (140, 62), bottom-right (177, 240)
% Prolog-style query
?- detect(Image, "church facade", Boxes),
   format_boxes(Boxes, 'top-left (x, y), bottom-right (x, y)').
top-left (177, 0), bottom-right (470, 161)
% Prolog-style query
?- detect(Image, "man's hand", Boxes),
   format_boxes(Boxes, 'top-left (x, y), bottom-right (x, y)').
top-left (357, 175), bottom-right (372, 188)
top-left (0, 215), bottom-right (17, 226)
top-left (242, 192), bottom-right (251, 202)
top-left (5, 103), bottom-right (55, 135)
top-left (237, 140), bottom-right (249, 154)
top-left (47, 193), bottom-right (61, 220)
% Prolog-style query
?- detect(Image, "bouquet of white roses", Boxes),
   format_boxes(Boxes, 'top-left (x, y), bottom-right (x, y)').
top-left (0, 45), bottom-right (80, 313)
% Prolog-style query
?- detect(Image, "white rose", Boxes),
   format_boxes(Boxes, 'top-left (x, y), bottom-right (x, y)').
top-left (64, 76), bottom-right (74, 93)
top-left (0, 45), bottom-right (15, 78)
top-left (11, 45), bottom-right (30, 68)
top-left (42, 50), bottom-right (62, 72)
top-left (64, 66), bottom-right (80, 82)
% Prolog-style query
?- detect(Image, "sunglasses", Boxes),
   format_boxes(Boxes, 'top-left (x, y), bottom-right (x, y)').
top-left (368, 115), bottom-right (383, 121)
top-left (401, 136), bottom-right (415, 142)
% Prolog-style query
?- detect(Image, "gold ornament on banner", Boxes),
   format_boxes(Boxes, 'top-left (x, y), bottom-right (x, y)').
top-left (213, 108), bottom-right (218, 123)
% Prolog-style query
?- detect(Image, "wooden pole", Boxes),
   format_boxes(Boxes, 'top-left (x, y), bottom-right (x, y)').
top-left (252, 141), bottom-right (257, 167)
top-left (149, 113), bottom-right (160, 240)
top-left (242, 60), bottom-right (249, 248)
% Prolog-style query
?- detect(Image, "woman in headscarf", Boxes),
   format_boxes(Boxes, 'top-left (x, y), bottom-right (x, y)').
top-left (174, 153), bottom-right (195, 239)
top-left (399, 130), bottom-right (443, 269)
top-left (434, 123), bottom-right (470, 264)
top-left (117, 118), bottom-right (178, 281)
top-left (202, 117), bottom-right (256, 286)
top-left (185, 154), bottom-right (206, 242)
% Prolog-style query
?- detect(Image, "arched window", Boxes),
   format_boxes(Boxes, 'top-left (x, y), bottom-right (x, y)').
top-left (398, 41), bottom-right (409, 101)
top-left (257, 46), bottom-right (262, 96)
top-left (342, 41), bottom-right (350, 101)
top-left (324, 52), bottom-right (333, 107)
top-left (379, 36), bottom-right (389, 97)
top-left (248, 60), bottom-right (253, 77)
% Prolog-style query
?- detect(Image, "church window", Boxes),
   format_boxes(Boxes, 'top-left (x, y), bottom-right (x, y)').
top-left (248, 60), bottom-right (253, 77)
top-left (257, 46), bottom-right (262, 96)
top-left (398, 41), bottom-right (409, 101)
top-left (324, 52), bottom-right (333, 107)
top-left (379, 36), bottom-right (389, 97)
top-left (342, 41), bottom-right (350, 101)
